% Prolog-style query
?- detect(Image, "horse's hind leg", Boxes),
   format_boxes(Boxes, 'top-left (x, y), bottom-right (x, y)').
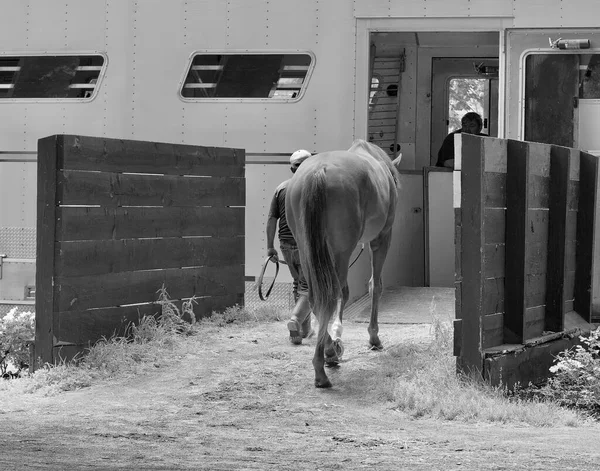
top-left (326, 282), bottom-right (349, 364)
top-left (368, 230), bottom-right (392, 350)
top-left (313, 313), bottom-right (333, 388)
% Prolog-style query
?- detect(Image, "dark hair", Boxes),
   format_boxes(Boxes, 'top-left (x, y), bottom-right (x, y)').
top-left (461, 112), bottom-right (482, 128)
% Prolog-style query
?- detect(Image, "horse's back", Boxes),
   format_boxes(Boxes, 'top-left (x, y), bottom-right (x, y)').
top-left (286, 146), bottom-right (397, 248)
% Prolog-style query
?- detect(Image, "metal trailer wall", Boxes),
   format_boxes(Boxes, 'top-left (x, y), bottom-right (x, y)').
top-left (0, 0), bottom-right (369, 303)
top-left (4, 0), bottom-right (600, 308)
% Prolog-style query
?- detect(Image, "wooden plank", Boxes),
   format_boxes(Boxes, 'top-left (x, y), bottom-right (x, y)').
top-left (524, 305), bottom-right (545, 340)
top-left (453, 318), bottom-right (462, 357)
top-left (484, 173), bottom-right (506, 208)
top-left (482, 312), bottom-right (503, 349)
top-left (504, 139), bottom-right (529, 343)
top-left (55, 265), bottom-right (244, 312)
top-left (58, 206), bottom-right (245, 241)
top-left (456, 133), bottom-right (485, 373)
top-left (574, 151), bottom-right (599, 322)
top-left (483, 277), bottom-right (504, 315)
top-left (483, 208), bottom-right (505, 244)
top-left (59, 135), bottom-right (245, 177)
top-left (56, 236), bottom-right (245, 277)
top-left (484, 334), bottom-right (588, 390)
top-left (483, 137), bottom-right (508, 173)
top-left (56, 293), bottom-right (244, 345)
top-left (483, 243), bottom-right (504, 278)
top-left (525, 210), bottom-right (549, 275)
top-left (567, 181), bottom-right (580, 210)
top-left (545, 145), bottom-right (571, 332)
top-left (35, 135), bottom-right (61, 366)
top-left (58, 171), bottom-right (245, 207)
top-left (455, 208), bottom-right (462, 281)
top-left (527, 175), bottom-right (550, 208)
top-left (525, 273), bottom-right (547, 308)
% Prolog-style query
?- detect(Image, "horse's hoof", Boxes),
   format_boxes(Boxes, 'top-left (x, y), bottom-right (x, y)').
top-left (315, 378), bottom-right (333, 388)
top-left (333, 339), bottom-right (345, 358)
top-left (287, 319), bottom-right (302, 345)
top-left (369, 343), bottom-right (383, 351)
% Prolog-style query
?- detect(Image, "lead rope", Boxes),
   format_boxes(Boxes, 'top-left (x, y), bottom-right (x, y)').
top-left (258, 244), bottom-right (365, 301)
top-left (348, 243), bottom-right (365, 269)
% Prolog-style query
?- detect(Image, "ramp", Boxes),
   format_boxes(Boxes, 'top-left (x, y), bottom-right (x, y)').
top-left (346, 286), bottom-right (454, 324)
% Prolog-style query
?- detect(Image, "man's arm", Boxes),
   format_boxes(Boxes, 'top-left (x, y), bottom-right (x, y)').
top-left (266, 217), bottom-right (278, 258)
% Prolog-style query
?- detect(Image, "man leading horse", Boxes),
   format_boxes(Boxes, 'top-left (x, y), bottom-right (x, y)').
top-left (265, 149), bottom-right (314, 345)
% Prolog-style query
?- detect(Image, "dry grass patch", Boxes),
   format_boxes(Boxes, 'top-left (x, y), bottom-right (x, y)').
top-left (335, 317), bottom-right (589, 427)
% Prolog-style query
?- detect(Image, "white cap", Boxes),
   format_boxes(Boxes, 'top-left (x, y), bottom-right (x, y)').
top-left (290, 149), bottom-right (311, 166)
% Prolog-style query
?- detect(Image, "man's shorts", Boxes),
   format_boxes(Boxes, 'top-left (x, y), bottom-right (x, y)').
top-left (279, 241), bottom-right (308, 296)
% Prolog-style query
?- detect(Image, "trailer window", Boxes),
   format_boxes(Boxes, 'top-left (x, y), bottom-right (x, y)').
top-left (180, 53), bottom-right (313, 101)
top-left (0, 55), bottom-right (105, 100)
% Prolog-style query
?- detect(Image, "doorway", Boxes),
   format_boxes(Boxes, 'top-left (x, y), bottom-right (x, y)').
top-left (431, 58), bottom-right (499, 165)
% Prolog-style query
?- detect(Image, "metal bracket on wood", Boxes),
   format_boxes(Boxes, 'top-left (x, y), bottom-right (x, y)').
top-left (0, 254), bottom-right (6, 279)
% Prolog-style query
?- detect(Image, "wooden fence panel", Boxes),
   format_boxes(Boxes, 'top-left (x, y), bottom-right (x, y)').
top-left (456, 134), bottom-right (597, 389)
top-left (35, 134), bottom-right (245, 366)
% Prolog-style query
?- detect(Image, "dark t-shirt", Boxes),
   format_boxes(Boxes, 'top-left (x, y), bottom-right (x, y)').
top-left (268, 179), bottom-right (295, 244)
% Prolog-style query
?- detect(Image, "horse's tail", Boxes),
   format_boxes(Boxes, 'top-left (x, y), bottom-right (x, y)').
top-left (299, 167), bottom-right (340, 336)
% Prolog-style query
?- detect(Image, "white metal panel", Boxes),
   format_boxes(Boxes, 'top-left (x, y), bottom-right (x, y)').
top-left (560, 0), bottom-right (600, 27)
top-left (181, 105), bottom-right (227, 148)
top-left (424, 0), bottom-right (471, 17)
top-left (264, 105), bottom-right (317, 152)
top-left (467, 0), bottom-right (513, 17)
top-left (226, 0), bottom-right (269, 48)
top-left (353, 0), bottom-right (391, 18)
top-left (313, 0), bottom-right (356, 151)
top-left (222, 105), bottom-right (269, 151)
top-left (245, 161), bottom-right (293, 282)
top-left (23, 105), bottom-right (66, 146)
top-left (130, 0), bottom-right (184, 143)
top-left (0, 107), bottom-right (28, 150)
top-left (261, 0), bottom-right (319, 49)
top-left (62, 102), bottom-right (106, 138)
top-left (427, 171), bottom-right (454, 287)
top-left (0, 162), bottom-right (36, 227)
top-left (24, 0), bottom-right (70, 50)
top-left (578, 100), bottom-right (600, 153)
top-left (512, 0), bottom-right (562, 28)
top-left (388, 0), bottom-right (426, 17)
top-left (382, 173), bottom-right (424, 287)
top-left (183, 0), bottom-right (228, 47)
top-left (0, 2), bottom-right (28, 48)
top-left (102, 1), bottom-right (134, 139)
top-left (65, 0), bottom-right (107, 50)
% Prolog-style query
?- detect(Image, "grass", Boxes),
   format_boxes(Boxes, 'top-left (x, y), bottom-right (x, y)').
top-left (335, 312), bottom-right (589, 427)
top-left (0, 298), bottom-right (594, 427)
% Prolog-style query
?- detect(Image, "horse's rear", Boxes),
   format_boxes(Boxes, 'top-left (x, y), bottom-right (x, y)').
top-left (285, 140), bottom-right (400, 388)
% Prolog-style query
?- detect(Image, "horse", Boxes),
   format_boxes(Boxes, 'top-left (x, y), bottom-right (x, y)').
top-left (285, 139), bottom-right (402, 388)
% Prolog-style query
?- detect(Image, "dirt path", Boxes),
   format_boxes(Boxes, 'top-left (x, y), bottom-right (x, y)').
top-left (1, 321), bottom-right (599, 470)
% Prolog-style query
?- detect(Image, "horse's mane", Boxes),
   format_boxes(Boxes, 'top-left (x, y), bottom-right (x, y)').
top-left (348, 139), bottom-right (400, 187)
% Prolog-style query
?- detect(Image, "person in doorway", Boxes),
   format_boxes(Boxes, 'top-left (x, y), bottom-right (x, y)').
top-left (266, 149), bottom-right (314, 345)
top-left (436, 111), bottom-right (487, 169)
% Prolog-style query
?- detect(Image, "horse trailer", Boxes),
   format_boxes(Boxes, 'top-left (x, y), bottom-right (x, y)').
top-left (1, 0), bottom-right (600, 375)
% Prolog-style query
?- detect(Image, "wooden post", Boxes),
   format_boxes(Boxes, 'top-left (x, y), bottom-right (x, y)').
top-left (545, 146), bottom-right (575, 332)
top-left (504, 140), bottom-right (528, 343)
top-left (456, 133), bottom-right (485, 374)
top-left (575, 151), bottom-right (599, 322)
top-left (35, 135), bottom-right (62, 368)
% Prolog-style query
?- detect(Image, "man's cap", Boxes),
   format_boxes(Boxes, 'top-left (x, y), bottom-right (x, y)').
top-left (290, 149), bottom-right (311, 166)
